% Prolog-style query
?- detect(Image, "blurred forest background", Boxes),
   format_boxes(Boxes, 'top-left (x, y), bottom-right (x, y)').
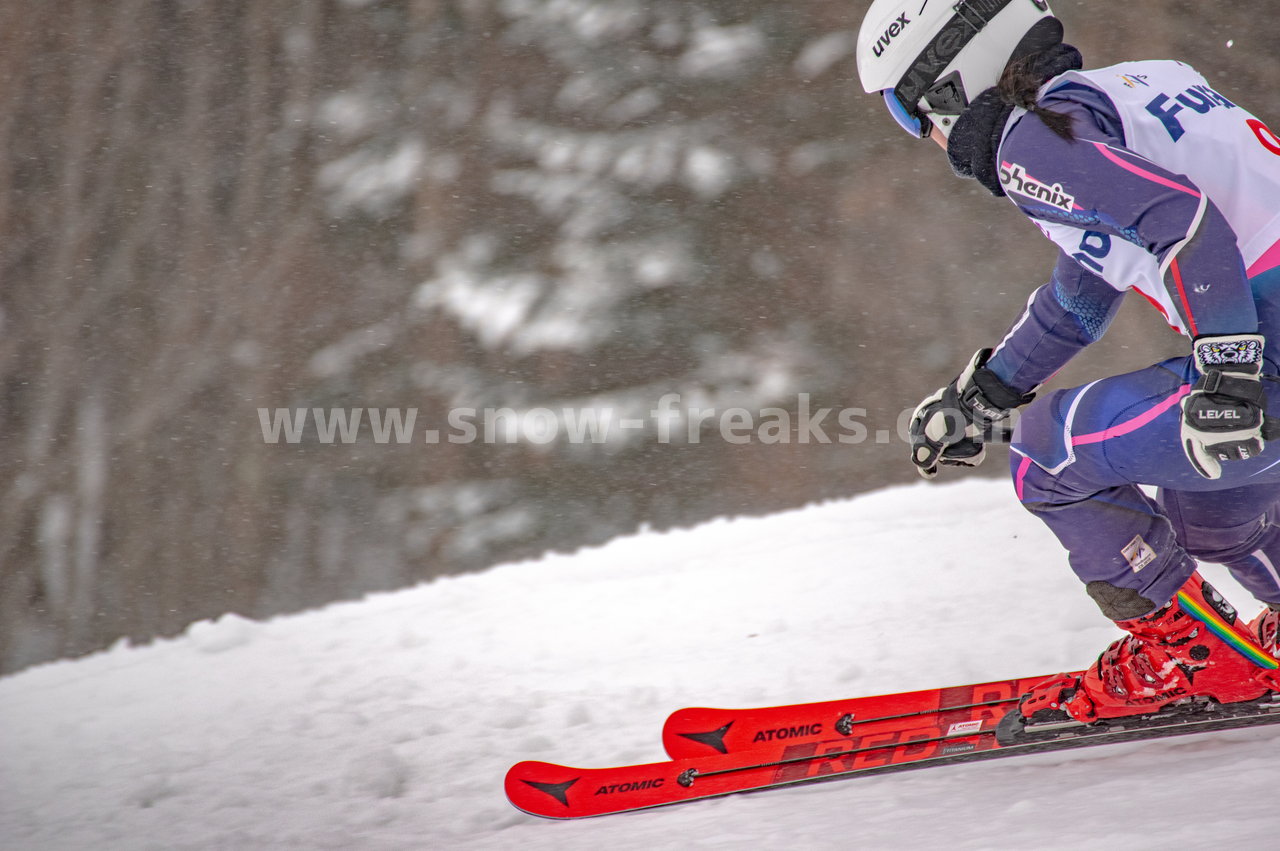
top-left (2, 0), bottom-right (1278, 673)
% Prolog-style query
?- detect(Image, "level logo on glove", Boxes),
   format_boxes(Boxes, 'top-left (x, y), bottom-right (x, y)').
top-left (1180, 333), bottom-right (1267, 479)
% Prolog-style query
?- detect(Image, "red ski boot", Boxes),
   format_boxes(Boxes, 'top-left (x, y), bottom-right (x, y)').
top-left (1016, 572), bottom-right (1280, 727)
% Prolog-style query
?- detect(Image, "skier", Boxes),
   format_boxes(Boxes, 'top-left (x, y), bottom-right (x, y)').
top-left (856, 0), bottom-right (1280, 726)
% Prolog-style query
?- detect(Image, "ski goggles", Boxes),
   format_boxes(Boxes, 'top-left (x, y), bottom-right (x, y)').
top-left (882, 89), bottom-right (932, 140)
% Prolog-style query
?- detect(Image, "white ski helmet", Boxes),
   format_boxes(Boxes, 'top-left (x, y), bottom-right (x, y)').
top-left (857, 0), bottom-right (1055, 138)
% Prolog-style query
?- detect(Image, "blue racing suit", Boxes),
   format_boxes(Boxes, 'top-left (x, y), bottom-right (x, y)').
top-left (984, 60), bottom-right (1280, 609)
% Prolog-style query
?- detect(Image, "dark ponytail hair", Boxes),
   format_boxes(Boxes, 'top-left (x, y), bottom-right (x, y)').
top-left (998, 52), bottom-right (1076, 141)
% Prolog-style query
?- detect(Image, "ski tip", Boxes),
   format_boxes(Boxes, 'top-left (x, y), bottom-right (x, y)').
top-left (662, 708), bottom-right (734, 759)
top-left (507, 757), bottom-right (705, 819)
top-left (505, 761), bottom-right (585, 819)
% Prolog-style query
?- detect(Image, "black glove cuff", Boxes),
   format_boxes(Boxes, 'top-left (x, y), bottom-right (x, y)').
top-left (972, 366), bottom-right (1036, 411)
top-left (962, 349), bottom-right (1036, 422)
top-left (1196, 369), bottom-right (1265, 406)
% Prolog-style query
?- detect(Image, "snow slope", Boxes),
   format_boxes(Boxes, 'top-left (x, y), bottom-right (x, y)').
top-left (2, 479), bottom-right (1277, 849)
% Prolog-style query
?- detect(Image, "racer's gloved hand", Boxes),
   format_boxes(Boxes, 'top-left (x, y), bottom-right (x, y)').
top-left (1181, 333), bottom-right (1267, 479)
top-left (909, 348), bottom-right (1035, 479)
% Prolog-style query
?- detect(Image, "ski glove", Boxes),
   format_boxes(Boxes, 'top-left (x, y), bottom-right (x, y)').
top-left (909, 348), bottom-right (1035, 479)
top-left (1181, 333), bottom-right (1267, 479)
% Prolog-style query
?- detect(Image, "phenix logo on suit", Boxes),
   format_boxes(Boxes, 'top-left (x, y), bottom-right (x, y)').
top-left (998, 161), bottom-right (1076, 212)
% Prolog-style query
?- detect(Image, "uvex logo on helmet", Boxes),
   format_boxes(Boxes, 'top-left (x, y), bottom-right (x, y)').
top-left (872, 13), bottom-right (912, 58)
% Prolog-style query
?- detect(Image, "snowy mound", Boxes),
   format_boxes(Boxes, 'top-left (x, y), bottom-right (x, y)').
top-left (1, 479), bottom-right (1275, 849)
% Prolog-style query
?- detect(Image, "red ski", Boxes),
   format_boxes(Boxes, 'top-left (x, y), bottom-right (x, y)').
top-left (506, 675), bottom-right (1280, 819)
top-left (661, 674), bottom-right (1060, 760)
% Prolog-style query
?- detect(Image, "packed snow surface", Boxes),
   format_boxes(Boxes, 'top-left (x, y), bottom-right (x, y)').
top-left (2, 479), bottom-right (1277, 849)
